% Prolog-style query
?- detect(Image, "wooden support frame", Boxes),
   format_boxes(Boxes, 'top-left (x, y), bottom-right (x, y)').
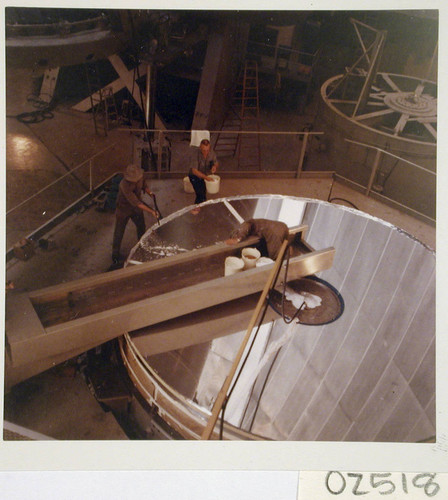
top-left (6, 225), bottom-right (335, 386)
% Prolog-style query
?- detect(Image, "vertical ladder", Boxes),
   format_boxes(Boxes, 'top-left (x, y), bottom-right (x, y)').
top-left (236, 60), bottom-right (261, 170)
top-left (84, 61), bottom-right (107, 136)
top-left (103, 87), bottom-right (120, 131)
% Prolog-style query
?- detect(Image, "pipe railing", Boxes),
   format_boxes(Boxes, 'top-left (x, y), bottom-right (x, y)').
top-left (342, 138), bottom-right (436, 224)
top-left (6, 144), bottom-right (118, 252)
top-left (124, 127), bottom-right (324, 179)
top-left (6, 15), bottom-right (110, 38)
top-left (6, 144), bottom-right (115, 217)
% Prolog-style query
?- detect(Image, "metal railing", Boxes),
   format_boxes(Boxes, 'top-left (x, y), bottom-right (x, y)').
top-left (339, 138), bottom-right (436, 224)
top-left (246, 40), bottom-right (318, 69)
top-left (6, 14), bottom-right (110, 38)
top-left (6, 144), bottom-right (116, 252)
top-left (125, 128), bottom-right (324, 179)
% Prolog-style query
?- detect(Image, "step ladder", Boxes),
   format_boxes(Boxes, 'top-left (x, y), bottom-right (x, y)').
top-left (213, 106), bottom-right (241, 158)
top-left (84, 61), bottom-right (119, 136)
top-left (236, 60), bottom-right (261, 170)
top-left (103, 87), bottom-right (120, 131)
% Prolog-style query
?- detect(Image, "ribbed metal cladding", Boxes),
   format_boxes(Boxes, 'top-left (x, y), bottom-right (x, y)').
top-left (244, 202), bottom-right (435, 441)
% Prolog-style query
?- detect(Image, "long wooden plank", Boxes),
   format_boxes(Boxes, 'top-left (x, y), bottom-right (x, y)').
top-left (7, 247), bottom-right (334, 368)
top-left (28, 235), bottom-right (262, 302)
top-left (29, 227), bottom-right (307, 327)
top-left (28, 225), bottom-right (307, 304)
top-left (131, 293), bottom-right (279, 357)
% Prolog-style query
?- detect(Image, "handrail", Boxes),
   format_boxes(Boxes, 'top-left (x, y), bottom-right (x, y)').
top-left (6, 15), bottom-right (109, 38)
top-left (345, 138), bottom-right (436, 176)
top-left (124, 127), bottom-right (324, 179)
top-left (246, 40), bottom-right (318, 58)
top-left (121, 127), bottom-right (324, 137)
top-left (343, 138), bottom-right (436, 223)
top-left (6, 144), bottom-right (115, 217)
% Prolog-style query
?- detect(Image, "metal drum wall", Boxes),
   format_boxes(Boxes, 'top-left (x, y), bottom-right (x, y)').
top-left (120, 195), bottom-right (435, 441)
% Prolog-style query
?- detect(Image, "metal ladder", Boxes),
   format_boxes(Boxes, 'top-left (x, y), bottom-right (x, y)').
top-left (214, 60), bottom-right (261, 170)
top-left (236, 60), bottom-right (261, 170)
top-left (213, 105), bottom-right (241, 158)
top-left (84, 61), bottom-right (119, 136)
top-left (102, 87), bottom-right (120, 132)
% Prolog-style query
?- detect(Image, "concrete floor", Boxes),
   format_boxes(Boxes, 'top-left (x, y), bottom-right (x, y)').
top-left (3, 65), bottom-right (436, 440)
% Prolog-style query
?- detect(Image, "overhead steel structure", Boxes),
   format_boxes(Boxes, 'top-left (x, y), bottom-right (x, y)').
top-left (316, 18), bottom-right (437, 221)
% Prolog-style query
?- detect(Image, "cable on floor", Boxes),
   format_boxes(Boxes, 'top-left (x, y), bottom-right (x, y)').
top-left (328, 197), bottom-right (359, 210)
top-left (8, 93), bottom-right (55, 124)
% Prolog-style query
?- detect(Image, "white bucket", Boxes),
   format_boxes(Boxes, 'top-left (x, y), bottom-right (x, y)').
top-left (224, 256), bottom-right (244, 276)
top-left (242, 247), bottom-right (261, 269)
top-left (256, 256), bottom-right (275, 267)
top-left (183, 176), bottom-right (195, 194)
top-left (205, 174), bottom-right (220, 194)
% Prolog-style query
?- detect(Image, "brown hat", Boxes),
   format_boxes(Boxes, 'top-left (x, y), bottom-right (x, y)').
top-left (124, 164), bottom-right (144, 182)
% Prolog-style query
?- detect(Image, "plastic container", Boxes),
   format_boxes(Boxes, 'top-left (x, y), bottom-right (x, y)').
top-left (224, 256), bottom-right (244, 276)
top-left (241, 247), bottom-right (261, 269)
top-left (183, 177), bottom-right (195, 194)
top-left (205, 174), bottom-right (220, 194)
top-left (256, 257), bottom-right (275, 267)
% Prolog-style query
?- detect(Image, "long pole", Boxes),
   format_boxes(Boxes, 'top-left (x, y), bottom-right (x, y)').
top-left (200, 238), bottom-right (289, 440)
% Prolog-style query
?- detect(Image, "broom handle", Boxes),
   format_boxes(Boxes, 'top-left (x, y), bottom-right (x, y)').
top-left (200, 238), bottom-right (289, 440)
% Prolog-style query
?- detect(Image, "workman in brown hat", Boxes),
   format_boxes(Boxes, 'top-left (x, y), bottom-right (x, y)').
top-left (112, 164), bottom-right (159, 264)
top-left (225, 218), bottom-right (289, 260)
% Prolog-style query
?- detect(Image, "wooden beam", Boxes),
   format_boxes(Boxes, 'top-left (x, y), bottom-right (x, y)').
top-left (131, 293), bottom-right (279, 357)
top-left (6, 226), bottom-right (335, 386)
top-left (7, 246), bottom-right (334, 368)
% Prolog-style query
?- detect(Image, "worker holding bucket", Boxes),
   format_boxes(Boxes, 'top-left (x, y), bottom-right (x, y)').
top-left (188, 139), bottom-right (219, 214)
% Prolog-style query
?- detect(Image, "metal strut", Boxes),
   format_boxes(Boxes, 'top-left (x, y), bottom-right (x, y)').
top-left (200, 238), bottom-right (290, 440)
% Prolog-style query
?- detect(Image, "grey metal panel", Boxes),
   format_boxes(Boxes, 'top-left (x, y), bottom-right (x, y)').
top-left (409, 338), bottom-right (435, 410)
top-left (360, 231), bottom-right (416, 326)
top-left (301, 201), bottom-right (319, 229)
top-left (374, 387), bottom-right (429, 442)
top-left (296, 296), bottom-right (355, 380)
top-left (228, 198), bottom-right (260, 221)
top-left (381, 249), bottom-right (435, 356)
top-left (344, 361), bottom-right (410, 441)
top-left (290, 325), bottom-right (326, 365)
top-left (338, 331), bottom-right (393, 421)
top-left (404, 409), bottom-right (436, 443)
top-left (288, 382), bottom-right (338, 440)
top-left (323, 211), bottom-right (368, 289)
top-left (340, 218), bottom-right (392, 303)
top-left (393, 273), bottom-right (435, 381)
top-left (251, 405), bottom-right (286, 440)
top-left (425, 394), bottom-right (436, 431)
top-left (255, 333), bottom-right (309, 424)
top-left (305, 202), bottom-right (345, 250)
top-left (323, 312), bottom-right (377, 400)
top-left (316, 403), bottom-right (353, 442)
top-left (262, 356), bottom-right (324, 439)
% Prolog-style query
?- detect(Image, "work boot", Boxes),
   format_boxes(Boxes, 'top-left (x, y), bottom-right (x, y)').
top-left (109, 254), bottom-right (123, 272)
top-left (112, 254), bottom-right (121, 265)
